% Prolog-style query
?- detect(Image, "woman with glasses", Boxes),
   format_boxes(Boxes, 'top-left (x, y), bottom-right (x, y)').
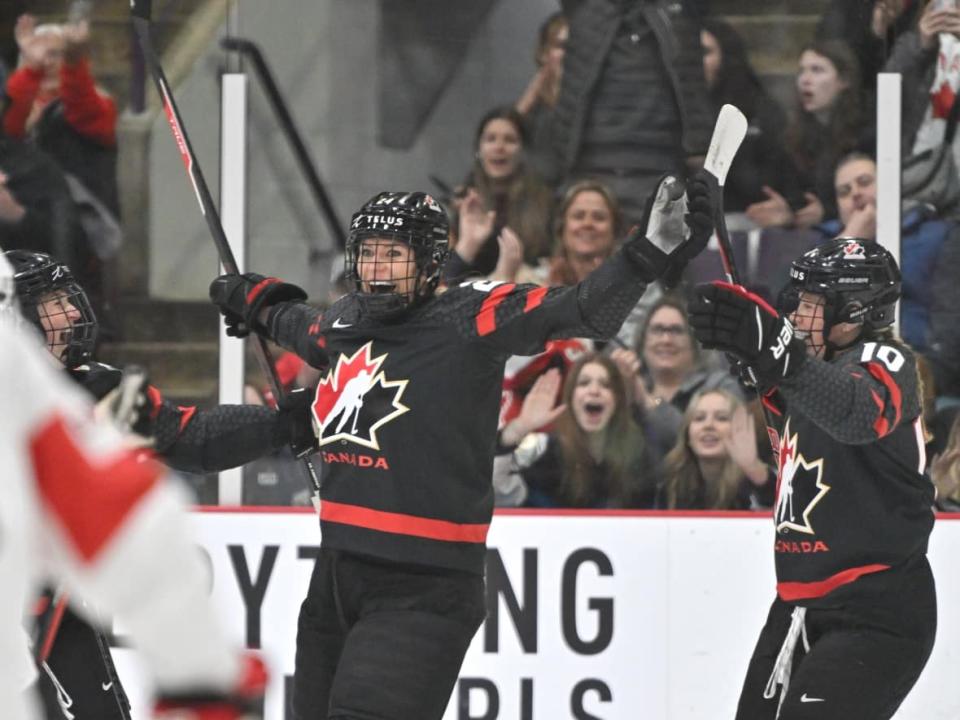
top-left (611, 294), bottom-right (746, 461)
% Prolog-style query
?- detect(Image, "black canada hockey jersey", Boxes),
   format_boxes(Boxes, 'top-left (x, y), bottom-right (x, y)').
top-left (763, 337), bottom-right (935, 606)
top-left (267, 252), bottom-right (648, 573)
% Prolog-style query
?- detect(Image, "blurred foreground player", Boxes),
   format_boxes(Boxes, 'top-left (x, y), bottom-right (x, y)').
top-left (0, 256), bottom-right (266, 720)
top-left (210, 175), bottom-right (714, 719)
top-left (689, 238), bottom-right (936, 720)
top-left (5, 248), bottom-right (314, 719)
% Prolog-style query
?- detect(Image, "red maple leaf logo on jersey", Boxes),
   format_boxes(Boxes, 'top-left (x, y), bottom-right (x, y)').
top-left (311, 342), bottom-right (409, 450)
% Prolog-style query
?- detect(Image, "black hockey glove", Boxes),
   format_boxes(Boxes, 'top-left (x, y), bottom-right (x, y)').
top-left (209, 273), bottom-right (307, 338)
top-left (278, 387), bottom-right (319, 458)
top-left (70, 361), bottom-right (123, 400)
top-left (155, 653), bottom-right (267, 720)
top-left (623, 171), bottom-right (714, 286)
top-left (688, 281), bottom-right (807, 388)
top-left (74, 363), bottom-right (161, 439)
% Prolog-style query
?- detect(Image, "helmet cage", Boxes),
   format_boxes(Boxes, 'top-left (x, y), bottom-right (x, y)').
top-left (784, 239), bottom-right (900, 357)
top-left (6, 251), bottom-right (98, 365)
top-left (344, 192), bottom-right (450, 319)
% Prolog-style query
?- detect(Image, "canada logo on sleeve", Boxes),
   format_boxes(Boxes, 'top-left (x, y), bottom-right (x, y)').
top-left (311, 342), bottom-right (409, 450)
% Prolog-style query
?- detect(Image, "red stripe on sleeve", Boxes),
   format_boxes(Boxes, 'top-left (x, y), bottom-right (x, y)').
top-left (523, 286), bottom-right (549, 313)
top-left (777, 563), bottom-right (890, 601)
top-left (246, 277), bottom-right (280, 304)
top-left (865, 361), bottom-right (902, 437)
top-left (30, 414), bottom-right (161, 562)
top-left (177, 406), bottom-right (197, 433)
top-left (320, 500), bottom-right (490, 543)
top-left (146, 385), bottom-right (163, 420)
top-left (475, 283), bottom-right (516, 337)
top-left (761, 390), bottom-right (782, 417)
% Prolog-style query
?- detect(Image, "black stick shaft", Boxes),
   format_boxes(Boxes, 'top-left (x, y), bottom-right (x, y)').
top-left (713, 187), bottom-right (740, 285)
top-left (131, 16), bottom-right (322, 499)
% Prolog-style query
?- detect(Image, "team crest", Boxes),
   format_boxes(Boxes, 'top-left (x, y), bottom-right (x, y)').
top-left (311, 342), bottom-right (409, 450)
top-left (775, 419), bottom-right (831, 535)
top-left (841, 240), bottom-right (866, 260)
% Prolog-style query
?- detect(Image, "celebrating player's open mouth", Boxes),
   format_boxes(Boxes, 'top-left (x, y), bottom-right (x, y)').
top-left (357, 238), bottom-right (417, 300)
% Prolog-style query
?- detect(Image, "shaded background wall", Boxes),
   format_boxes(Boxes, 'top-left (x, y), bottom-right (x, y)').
top-left (148, 0), bottom-right (555, 299)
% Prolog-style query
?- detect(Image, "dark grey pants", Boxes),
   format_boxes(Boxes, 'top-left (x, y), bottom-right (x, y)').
top-left (293, 549), bottom-right (486, 720)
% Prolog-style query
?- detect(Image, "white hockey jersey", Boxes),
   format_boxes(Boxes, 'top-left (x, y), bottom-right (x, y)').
top-left (0, 323), bottom-right (242, 719)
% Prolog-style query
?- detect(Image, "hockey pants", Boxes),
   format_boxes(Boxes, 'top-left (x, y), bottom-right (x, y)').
top-left (293, 549), bottom-right (486, 720)
top-left (735, 554), bottom-right (936, 720)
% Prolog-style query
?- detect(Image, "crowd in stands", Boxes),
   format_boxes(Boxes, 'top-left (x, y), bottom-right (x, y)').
top-left (0, 11), bottom-right (120, 338)
top-left (2, 2), bottom-right (960, 512)
top-left (449, 0), bottom-right (960, 513)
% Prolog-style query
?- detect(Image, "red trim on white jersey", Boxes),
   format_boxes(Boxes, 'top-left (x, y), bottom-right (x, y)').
top-left (30, 414), bottom-right (161, 562)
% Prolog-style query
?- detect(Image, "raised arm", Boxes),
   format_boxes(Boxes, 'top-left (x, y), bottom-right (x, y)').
top-left (461, 172), bottom-right (714, 355)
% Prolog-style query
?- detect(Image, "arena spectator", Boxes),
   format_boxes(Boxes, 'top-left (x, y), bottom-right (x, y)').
top-left (445, 106), bottom-right (554, 280)
top-left (4, 13), bottom-right (122, 334)
top-left (493, 180), bottom-right (620, 444)
top-left (516, 11), bottom-right (567, 182)
top-left (549, 0), bottom-right (712, 225)
top-left (614, 295), bottom-right (746, 460)
top-left (547, 178), bottom-right (622, 285)
top-left (812, 152), bottom-right (959, 352)
top-left (884, 0), bottom-right (960, 220)
top-left (700, 18), bottom-right (804, 222)
top-left (496, 355), bottom-right (657, 508)
top-left (817, 0), bottom-right (922, 105)
top-left (768, 40), bottom-right (869, 227)
top-left (659, 388), bottom-right (773, 510)
top-left (0, 136), bottom-right (81, 268)
top-left (929, 411), bottom-right (960, 510)
top-left (5, 14), bottom-right (118, 214)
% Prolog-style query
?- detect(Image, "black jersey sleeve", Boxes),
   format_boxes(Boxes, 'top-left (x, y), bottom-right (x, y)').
top-left (777, 339), bottom-right (920, 445)
top-left (263, 302), bottom-right (330, 369)
top-left (444, 248), bottom-right (649, 355)
top-left (155, 402), bottom-right (290, 473)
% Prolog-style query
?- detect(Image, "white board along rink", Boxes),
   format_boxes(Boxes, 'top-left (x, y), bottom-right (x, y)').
top-left (108, 509), bottom-right (959, 719)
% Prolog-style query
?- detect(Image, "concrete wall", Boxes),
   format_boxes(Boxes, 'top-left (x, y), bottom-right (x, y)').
top-left (148, 0), bottom-right (555, 300)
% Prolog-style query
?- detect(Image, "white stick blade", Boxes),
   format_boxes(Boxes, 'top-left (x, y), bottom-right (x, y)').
top-left (704, 104), bottom-right (748, 186)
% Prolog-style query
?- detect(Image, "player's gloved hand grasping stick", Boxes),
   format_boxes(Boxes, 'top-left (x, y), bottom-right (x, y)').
top-left (688, 281), bottom-right (806, 389)
top-left (209, 273), bottom-right (308, 338)
top-left (622, 170), bottom-right (715, 285)
top-left (278, 387), bottom-right (321, 458)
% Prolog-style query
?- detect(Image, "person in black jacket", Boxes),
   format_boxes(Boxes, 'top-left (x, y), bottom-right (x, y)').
top-left (210, 173), bottom-right (714, 720)
top-left (549, 0), bottom-right (712, 225)
top-left (689, 238), bottom-right (936, 720)
top-left (5, 249), bottom-right (315, 720)
top-left (700, 17), bottom-right (805, 224)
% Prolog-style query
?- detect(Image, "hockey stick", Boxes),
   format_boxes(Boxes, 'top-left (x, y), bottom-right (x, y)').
top-left (702, 105), bottom-right (782, 421)
top-left (130, 0), bottom-right (322, 505)
top-left (703, 104), bottom-right (749, 284)
top-left (34, 588), bottom-right (69, 664)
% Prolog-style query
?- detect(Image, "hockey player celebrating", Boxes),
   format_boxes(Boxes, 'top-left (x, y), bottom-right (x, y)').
top-left (209, 174), bottom-right (714, 719)
top-left (4, 249), bottom-right (317, 473)
top-left (688, 237), bottom-right (936, 720)
top-left (4, 248), bottom-right (315, 719)
top-left (0, 257), bottom-right (267, 720)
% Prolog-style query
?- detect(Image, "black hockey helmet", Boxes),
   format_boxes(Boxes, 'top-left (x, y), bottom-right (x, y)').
top-left (783, 237), bottom-right (900, 354)
top-left (4, 250), bottom-right (97, 366)
top-left (345, 191), bottom-right (450, 318)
